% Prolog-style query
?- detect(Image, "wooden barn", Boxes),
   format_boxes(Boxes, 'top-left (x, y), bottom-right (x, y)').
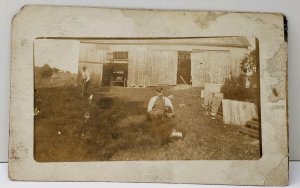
top-left (78, 37), bottom-right (255, 87)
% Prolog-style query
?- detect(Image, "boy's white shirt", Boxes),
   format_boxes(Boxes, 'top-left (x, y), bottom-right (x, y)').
top-left (147, 96), bottom-right (174, 112)
top-left (81, 70), bottom-right (91, 82)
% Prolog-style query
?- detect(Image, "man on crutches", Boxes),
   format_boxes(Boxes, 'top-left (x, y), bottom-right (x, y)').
top-left (81, 66), bottom-right (91, 96)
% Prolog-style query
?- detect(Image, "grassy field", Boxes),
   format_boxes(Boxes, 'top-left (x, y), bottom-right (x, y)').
top-left (34, 86), bottom-right (261, 162)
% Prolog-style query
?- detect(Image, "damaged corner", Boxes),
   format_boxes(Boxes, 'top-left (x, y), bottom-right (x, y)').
top-left (11, 5), bottom-right (32, 25)
top-left (263, 156), bottom-right (289, 186)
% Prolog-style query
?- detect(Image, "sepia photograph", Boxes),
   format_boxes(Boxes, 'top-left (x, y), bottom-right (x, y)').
top-left (9, 6), bottom-right (288, 184)
top-left (33, 37), bottom-right (261, 162)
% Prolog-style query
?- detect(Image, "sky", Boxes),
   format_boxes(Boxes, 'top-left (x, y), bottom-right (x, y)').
top-left (34, 39), bottom-right (80, 73)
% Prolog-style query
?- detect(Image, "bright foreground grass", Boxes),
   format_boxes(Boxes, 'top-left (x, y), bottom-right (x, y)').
top-left (34, 86), bottom-right (261, 161)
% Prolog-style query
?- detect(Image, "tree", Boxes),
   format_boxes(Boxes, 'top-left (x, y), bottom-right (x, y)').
top-left (240, 50), bottom-right (259, 89)
top-left (53, 67), bottom-right (60, 73)
top-left (221, 50), bottom-right (259, 102)
top-left (40, 64), bottom-right (53, 78)
top-left (240, 50), bottom-right (258, 75)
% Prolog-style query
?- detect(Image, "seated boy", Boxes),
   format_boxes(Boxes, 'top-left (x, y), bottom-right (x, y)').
top-left (147, 87), bottom-right (175, 121)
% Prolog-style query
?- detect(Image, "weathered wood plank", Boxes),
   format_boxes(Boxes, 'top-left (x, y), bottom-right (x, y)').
top-left (246, 120), bottom-right (260, 130)
top-left (191, 50), bottom-right (244, 87)
top-left (222, 99), bottom-right (258, 126)
top-left (128, 50), bottom-right (177, 87)
top-left (239, 126), bottom-right (260, 139)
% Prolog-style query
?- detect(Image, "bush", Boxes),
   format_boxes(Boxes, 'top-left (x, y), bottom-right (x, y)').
top-left (221, 74), bottom-right (257, 102)
top-left (240, 50), bottom-right (258, 74)
top-left (53, 67), bottom-right (60, 73)
top-left (40, 64), bottom-right (53, 78)
top-left (221, 49), bottom-right (259, 102)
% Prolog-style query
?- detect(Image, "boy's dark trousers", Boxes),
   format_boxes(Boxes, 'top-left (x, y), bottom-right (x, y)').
top-left (82, 79), bottom-right (90, 96)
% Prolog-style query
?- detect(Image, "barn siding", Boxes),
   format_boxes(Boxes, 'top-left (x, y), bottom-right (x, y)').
top-left (229, 48), bottom-right (247, 78)
top-left (79, 44), bottom-right (107, 85)
top-left (78, 63), bottom-right (103, 85)
top-left (79, 42), bottom-right (248, 87)
top-left (191, 52), bottom-right (208, 87)
top-left (128, 50), bottom-right (177, 86)
top-left (191, 50), bottom-right (244, 87)
top-left (79, 44), bottom-right (107, 63)
top-left (154, 51), bottom-right (178, 85)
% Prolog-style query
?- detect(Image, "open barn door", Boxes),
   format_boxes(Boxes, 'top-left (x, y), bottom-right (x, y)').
top-left (177, 51), bottom-right (191, 85)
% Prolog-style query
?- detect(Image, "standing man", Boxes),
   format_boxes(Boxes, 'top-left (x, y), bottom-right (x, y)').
top-left (147, 87), bottom-right (175, 121)
top-left (81, 66), bottom-right (91, 96)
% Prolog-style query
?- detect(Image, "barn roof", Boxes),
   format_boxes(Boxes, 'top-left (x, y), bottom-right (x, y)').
top-left (80, 37), bottom-right (251, 49)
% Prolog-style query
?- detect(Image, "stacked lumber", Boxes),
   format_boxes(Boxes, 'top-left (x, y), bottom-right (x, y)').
top-left (246, 120), bottom-right (260, 130)
top-left (238, 120), bottom-right (260, 139)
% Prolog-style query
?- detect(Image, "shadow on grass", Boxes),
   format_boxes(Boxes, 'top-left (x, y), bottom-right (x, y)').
top-left (34, 86), bottom-right (176, 161)
top-left (84, 96), bottom-right (176, 161)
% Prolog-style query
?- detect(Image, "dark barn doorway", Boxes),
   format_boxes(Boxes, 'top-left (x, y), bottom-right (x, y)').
top-left (177, 51), bottom-right (191, 85)
top-left (102, 63), bottom-right (128, 86)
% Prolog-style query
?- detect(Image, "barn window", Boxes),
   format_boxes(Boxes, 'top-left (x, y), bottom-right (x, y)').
top-left (113, 52), bottom-right (128, 61)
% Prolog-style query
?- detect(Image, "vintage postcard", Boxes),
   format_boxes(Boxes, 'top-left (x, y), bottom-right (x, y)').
top-left (9, 6), bottom-right (288, 185)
